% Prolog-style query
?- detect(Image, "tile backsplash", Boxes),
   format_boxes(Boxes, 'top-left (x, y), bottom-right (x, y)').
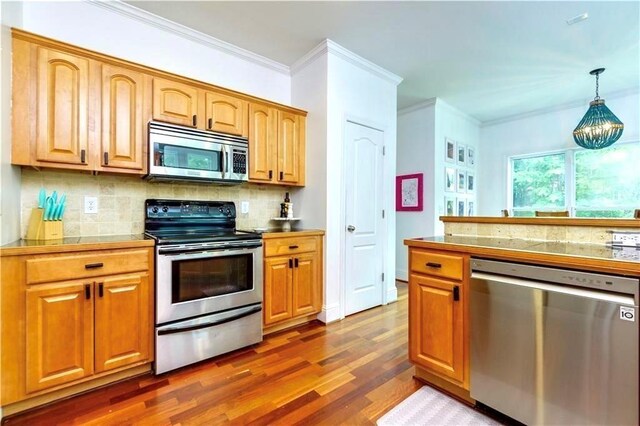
top-left (21, 169), bottom-right (290, 238)
top-left (444, 222), bottom-right (640, 245)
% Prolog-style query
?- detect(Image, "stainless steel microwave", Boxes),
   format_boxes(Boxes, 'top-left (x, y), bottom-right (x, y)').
top-left (147, 121), bottom-right (248, 183)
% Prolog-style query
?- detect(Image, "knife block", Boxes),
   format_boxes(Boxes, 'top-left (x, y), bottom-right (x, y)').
top-left (25, 208), bottom-right (63, 240)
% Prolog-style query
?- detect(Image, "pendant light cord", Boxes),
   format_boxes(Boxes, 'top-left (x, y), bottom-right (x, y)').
top-left (594, 73), bottom-right (600, 100)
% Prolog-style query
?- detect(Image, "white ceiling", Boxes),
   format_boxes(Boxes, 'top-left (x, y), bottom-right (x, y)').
top-left (127, 1), bottom-right (639, 123)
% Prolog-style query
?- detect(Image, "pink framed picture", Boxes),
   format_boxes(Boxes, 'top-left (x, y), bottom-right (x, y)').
top-left (396, 173), bottom-right (423, 211)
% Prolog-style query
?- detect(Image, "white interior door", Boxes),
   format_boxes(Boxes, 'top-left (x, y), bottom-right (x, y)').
top-left (345, 121), bottom-right (384, 316)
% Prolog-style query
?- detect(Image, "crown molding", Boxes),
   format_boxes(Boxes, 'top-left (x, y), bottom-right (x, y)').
top-left (292, 39), bottom-right (403, 86)
top-left (86, 0), bottom-right (290, 75)
top-left (435, 98), bottom-right (481, 126)
top-left (397, 98), bottom-right (437, 116)
top-left (290, 40), bottom-right (328, 75)
top-left (481, 87), bottom-right (639, 128)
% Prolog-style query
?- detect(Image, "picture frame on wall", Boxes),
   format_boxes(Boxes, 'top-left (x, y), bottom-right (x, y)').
top-left (467, 200), bottom-right (475, 216)
top-left (457, 143), bottom-right (466, 165)
top-left (445, 167), bottom-right (456, 192)
top-left (467, 172), bottom-right (475, 193)
top-left (445, 138), bottom-right (456, 163)
top-left (445, 197), bottom-right (455, 216)
top-left (457, 170), bottom-right (466, 192)
top-left (467, 147), bottom-right (475, 166)
top-left (395, 173), bottom-right (423, 211)
top-left (457, 198), bottom-right (466, 216)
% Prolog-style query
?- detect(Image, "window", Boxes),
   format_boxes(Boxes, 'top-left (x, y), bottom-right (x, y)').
top-left (510, 142), bottom-right (640, 217)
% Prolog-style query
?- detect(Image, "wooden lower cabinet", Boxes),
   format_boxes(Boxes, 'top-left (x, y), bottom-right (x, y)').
top-left (26, 281), bottom-right (94, 393)
top-left (292, 252), bottom-right (321, 317)
top-left (94, 274), bottom-right (150, 373)
top-left (407, 248), bottom-right (469, 394)
top-left (1, 246), bottom-right (154, 408)
top-left (409, 274), bottom-right (464, 384)
top-left (264, 256), bottom-right (293, 325)
top-left (263, 233), bottom-right (323, 329)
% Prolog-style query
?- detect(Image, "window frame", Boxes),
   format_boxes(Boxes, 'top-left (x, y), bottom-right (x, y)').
top-left (508, 141), bottom-right (638, 217)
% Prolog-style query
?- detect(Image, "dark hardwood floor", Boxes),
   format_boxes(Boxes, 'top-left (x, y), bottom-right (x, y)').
top-left (4, 283), bottom-right (420, 425)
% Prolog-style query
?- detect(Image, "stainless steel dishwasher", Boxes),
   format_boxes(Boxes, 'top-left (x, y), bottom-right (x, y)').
top-left (470, 258), bottom-right (639, 425)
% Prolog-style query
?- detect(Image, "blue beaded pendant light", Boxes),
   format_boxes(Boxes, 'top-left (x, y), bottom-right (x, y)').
top-left (573, 68), bottom-right (624, 149)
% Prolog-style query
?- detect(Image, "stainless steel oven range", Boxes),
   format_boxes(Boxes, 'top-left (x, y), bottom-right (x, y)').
top-left (145, 199), bottom-right (263, 374)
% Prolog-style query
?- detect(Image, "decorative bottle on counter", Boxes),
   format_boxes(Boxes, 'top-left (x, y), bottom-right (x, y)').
top-left (284, 192), bottom-right (293, 218)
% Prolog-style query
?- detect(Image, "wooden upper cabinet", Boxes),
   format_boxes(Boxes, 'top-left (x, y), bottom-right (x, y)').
top-left (204, 91), bottom-right (248, 136)
top-left (95, 274), bottom-right (150, 373)
top-left (26, 281), bottom-right (94, 393)
top-left (152, 77), bottom-right (199, 127)
top-left (409, 274), bottom-right (464, 385)
top-left (249, 103), bottom-right (277, 182)
top-left (35, 47), bottom-right (90, 166)
top-left (100, 65), bottom-right (145, 171)
top-left (277, 111), bottom-right (302, 184)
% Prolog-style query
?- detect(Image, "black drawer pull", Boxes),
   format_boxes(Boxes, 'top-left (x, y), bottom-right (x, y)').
top-left (192, 115), bottom-right (197, 127)
top-left (294, 258), bottom-right (299, 268)
top-left (103, 152), bottom-right (109, 165)
top-left (426, 262), bottom-right (442, 268)
top-left (85, 284), bottom-right (91, 300)
top-left (269, 170), bottom-right (273, 179)
top-left (279, 171), bottom-right (283, 181)
top-left (80, 149), bottom-right (86, 164)
top-left (289, 245), bottom-right (299, 249)
top-left (453, 286), bottom-right (460, 302)
top-left (85, 262), bottom-right (104, 269)
top-left (208, 118), bottom-right (213, 129)
top-left (98, 283), bottom-right (104, 298)
top-left (289, 258), bottom-right (293, 269)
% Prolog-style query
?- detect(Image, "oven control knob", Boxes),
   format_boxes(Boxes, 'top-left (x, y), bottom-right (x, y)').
top-left (162, 206), bottom-right (169, 213)
top-left (225, 208), bottom-right (232, 216)
top-left (151, 206), bottom-right (159, 214)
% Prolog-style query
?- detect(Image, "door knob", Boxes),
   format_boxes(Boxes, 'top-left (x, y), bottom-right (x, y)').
top-left (347, 225), bottom-right (356, 232)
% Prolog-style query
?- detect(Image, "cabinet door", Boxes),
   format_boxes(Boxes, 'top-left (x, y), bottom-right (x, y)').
top-left (292, 252), bottom-right (321, 317)
top-left (26, 282), bottom-right (94, 393)
top-left (36, 47), bottom-right (90, 166)
top-left (264, 256), bottom-right (292, 325)
top-left (248, 103), bottom-right (277, 182)
top-left (101, 64), bottom-right (145, 171)
top-left (277, 111), bottom-right (301, 184)
top-left (409, 274), bottom-right (464, 384)
top-left (204, 91), bottom-right (248, 136)
top-left (94, 274), bottom-right (150, 373)
top-left (152, 77), bottom-right (199, 127)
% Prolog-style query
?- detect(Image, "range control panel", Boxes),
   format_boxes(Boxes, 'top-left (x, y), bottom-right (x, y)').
top-left (145, 199), bottom-right (236, 219)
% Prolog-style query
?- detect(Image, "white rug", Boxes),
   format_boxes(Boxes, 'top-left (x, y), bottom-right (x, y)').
top-left (377, 386), bottom-right (500, 426)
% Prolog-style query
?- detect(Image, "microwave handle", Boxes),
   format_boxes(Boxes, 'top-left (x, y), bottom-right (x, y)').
top-left (219, 145), bottom-right (225, 175)
top-left (224, 146), bottom-right (230, 175)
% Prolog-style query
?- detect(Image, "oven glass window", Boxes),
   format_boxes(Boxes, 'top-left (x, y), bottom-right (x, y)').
top-left (172, 254), bottom-right (253, 303)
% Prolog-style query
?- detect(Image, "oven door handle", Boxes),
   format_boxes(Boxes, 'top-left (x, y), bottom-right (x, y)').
top-left (157, 305), bottom-right (262, 336)
top-left (158, 245), bottom-right (262, 257)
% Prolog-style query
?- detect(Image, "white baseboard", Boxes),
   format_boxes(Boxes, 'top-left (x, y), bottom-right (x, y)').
top-left (317, 302), bottom-right (341, 324)
top-left (385, 284), bottom-right (398, 304)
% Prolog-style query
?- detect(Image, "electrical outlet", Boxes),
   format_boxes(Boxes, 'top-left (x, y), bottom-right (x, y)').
top-left (84, 196), bottom-right (98, 214)
top-left (610, 231), bottom-right (640, 247)
top-left (241, 201), bottom-right (249, 214)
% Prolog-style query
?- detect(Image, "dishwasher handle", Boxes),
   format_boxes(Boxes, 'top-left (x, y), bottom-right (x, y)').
top-left (472, 271), bottom-right (637, 306)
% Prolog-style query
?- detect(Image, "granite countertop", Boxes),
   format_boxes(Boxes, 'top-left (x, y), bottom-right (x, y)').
top-left (260, 229), bottom-right (325, 238)
top-left (405, 235), bottom-right (640, 275)
top-left (0, 234), bottom-right (154, 256)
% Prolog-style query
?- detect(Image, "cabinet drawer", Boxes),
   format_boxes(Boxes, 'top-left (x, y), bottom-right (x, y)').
top-left (26, 250), bottom-right (149, 285)
top-left (264, 237), bottom-right (317, 257)
top-left (411, 250), bottom-right (464, 281)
